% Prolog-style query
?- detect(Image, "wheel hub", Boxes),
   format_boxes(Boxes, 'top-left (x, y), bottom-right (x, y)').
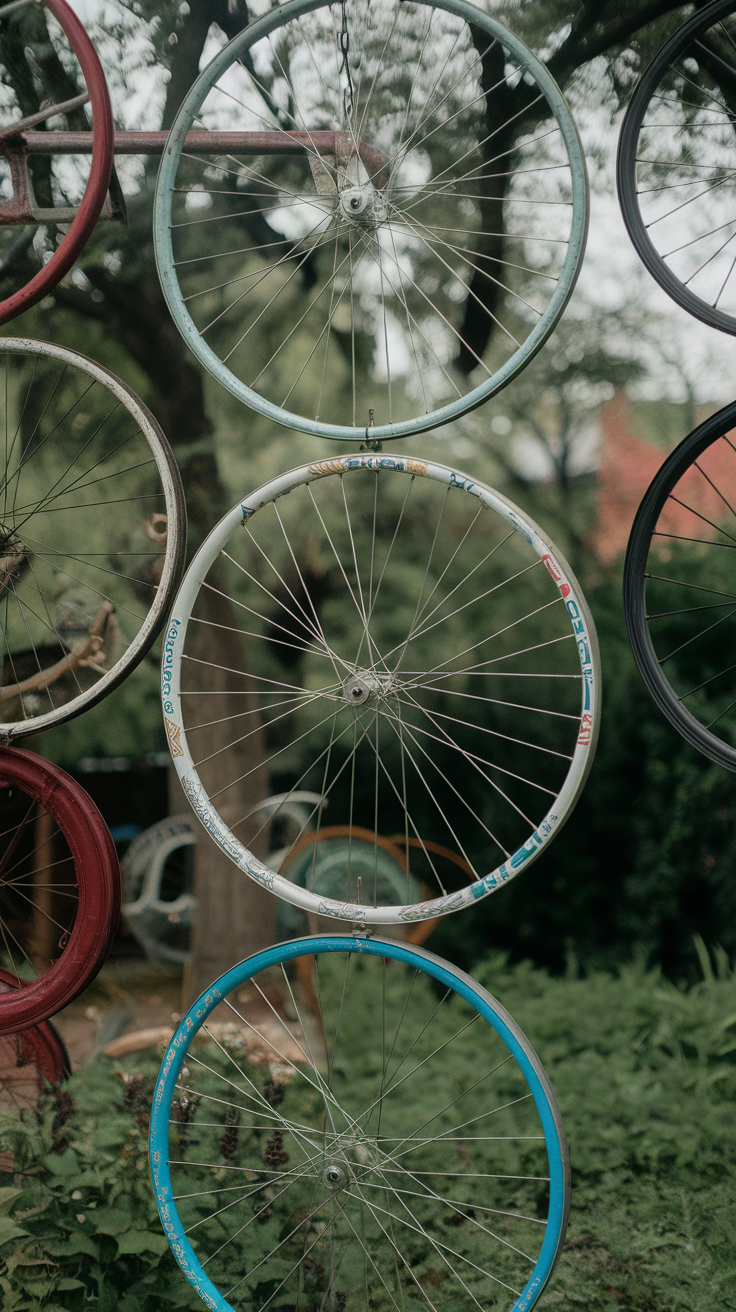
top-left (323, 1162), bottom-right (347, 1190)
top-left (321, 1132), bottom-right (384, 1191)
top-left (338, 184), bottom-right (387, 226)
top-left (0, 526), bottom-right (27, 589)
top-left (343, 671), bottom-right (395, 706)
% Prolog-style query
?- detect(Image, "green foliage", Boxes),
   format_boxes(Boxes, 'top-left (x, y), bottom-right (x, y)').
top-left (1, 953), bottom-right (736, 1309)
top-left (499, 0), bottom-right (693, 110)
top-left (0, 1058), bottom-right (200, 1311)
top-left (477, 949), bottom-right (736, 1309)
top-left (39, 646), bottom-right (165, 767)
top-left (429, 555), bottom-right (736, 981)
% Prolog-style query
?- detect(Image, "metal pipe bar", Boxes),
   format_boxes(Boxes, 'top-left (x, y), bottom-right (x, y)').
top-left (20, 129), bottom-right (333, 154)
top-left (18, 128), bottom-right (376, 163)
top-left (20, 129), bottom-right (390, 186)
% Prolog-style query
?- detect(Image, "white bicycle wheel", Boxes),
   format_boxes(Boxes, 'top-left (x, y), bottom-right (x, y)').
top-left (0, 338), bottom-right (186, 739)
top-left (162, 453), bottom-right (600, 924)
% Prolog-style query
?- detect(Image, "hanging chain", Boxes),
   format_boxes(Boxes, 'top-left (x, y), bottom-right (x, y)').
top-left (338, 0), bottom-right (355, 125)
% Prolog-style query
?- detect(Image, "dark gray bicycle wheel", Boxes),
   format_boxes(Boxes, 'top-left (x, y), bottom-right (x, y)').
top-left (624, 397), bottom-right (736, 770)
top-left (617, 0), bottom-right (736, 334)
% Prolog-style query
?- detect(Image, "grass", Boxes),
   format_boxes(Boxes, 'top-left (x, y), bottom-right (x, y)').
top-left (0, 940), bottom-right (734, 1310)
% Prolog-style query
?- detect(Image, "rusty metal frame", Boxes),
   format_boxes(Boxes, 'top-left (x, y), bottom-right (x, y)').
top-left (0, 129), bottom-right (388, 225)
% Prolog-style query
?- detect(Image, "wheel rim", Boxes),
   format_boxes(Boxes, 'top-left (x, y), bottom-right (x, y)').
top-left (163, 453), bottom-right (600, 923)
top-left (0, 745), bottom-right (120, 1034)
top-left (617, 0), bottom-right (736, 335)
top-left (624, 398), bottom-right (736, 770)
top-left (0, 338), bottom-right (186, 740)
top-left (0, 967), bottom-right (68, 1115)
top-left (154, 0), bottom-right (588, 441)
top-left (121, 815), bottom-right (197, 969)
top-left (150, 934), bottom-right (569, 1312)
top-left (0, 0), bottom-right (114, 326)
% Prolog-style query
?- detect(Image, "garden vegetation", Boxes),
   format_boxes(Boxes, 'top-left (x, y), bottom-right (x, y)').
top-left (1, 941), bottom-right (734, 1310)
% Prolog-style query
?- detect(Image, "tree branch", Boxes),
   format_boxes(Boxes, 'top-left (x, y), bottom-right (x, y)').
top-left (161, 0), bottom-right (252, 129)
top-left (547, 0), bottom-right (688, 89)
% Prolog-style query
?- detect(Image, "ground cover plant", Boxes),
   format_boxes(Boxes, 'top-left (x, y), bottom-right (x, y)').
top-left (0, 941), bottom-right (734, 1311)
top-left (475, 941), bottom-right (736, 1311)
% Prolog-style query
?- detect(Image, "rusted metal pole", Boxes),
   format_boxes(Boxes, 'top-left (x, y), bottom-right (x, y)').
top-left (19, 129), bottom-right (390, 186)
top-left (22, 129), bottom-right (338, 155)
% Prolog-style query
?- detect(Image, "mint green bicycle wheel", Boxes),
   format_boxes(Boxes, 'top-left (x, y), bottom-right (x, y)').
top-left (154, 0), bottom-right (588, 442)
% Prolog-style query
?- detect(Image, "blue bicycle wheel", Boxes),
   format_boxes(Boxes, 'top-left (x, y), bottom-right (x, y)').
top-left (150, 935), bottom-right (569, 1311)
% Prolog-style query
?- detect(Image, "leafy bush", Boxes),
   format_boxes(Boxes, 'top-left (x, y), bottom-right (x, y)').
top-left (0, 1057), bottom-right (199, 1311)
top-left (476, 940), bottom-right (736, 1309)
top-left (1, 944), bottom-right (735, 1310)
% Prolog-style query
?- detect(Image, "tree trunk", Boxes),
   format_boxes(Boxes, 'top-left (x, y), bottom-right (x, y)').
top-left (180, 564), bottom-right (276, 1000)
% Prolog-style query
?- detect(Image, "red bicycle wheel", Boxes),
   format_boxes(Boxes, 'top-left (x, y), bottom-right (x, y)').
top-left (0, 967), bottom-right (69, 1122)
top-left (0, 746), bottom-right (120, 1034)
top-left (0, 0), bottom-right (113, 325)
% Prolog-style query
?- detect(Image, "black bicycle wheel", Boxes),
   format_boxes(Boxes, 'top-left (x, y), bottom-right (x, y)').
top-left (624, 397), bottom-right (736, 770)
top-left (617, 0), bottom-right (736, 334)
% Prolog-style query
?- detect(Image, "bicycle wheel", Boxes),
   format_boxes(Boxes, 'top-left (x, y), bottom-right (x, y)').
top-left (0, 745), bottom-right (120, 1034)
top-left (154, 0), bottom-right (588, 442)
top-left (122, 814), bottom-right (197, 970)
top-left (163, 452), bottom-right (600, 924)
top-left (624, 397), bottom-right (736, 770)
top-left (278, 824), bottom-right (443, 942)
top-left (0, 967), bottom-right (69, 1120)
top-left (0, 0), bottom-right (114, 325)
top-left (150, 934), bottom-right (570, 1312)
top-left (617, 0), bottom-right (736, 334)
top-left (0, 337), bottom-right (186, 740)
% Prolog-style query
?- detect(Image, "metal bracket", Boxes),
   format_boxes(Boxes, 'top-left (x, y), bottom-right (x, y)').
top-left (361, 408), bottom-right (382, 451)
top-left (0, 132), bottom-right (126, 226)
top-left (0, 125), bottom-right (390, 229)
